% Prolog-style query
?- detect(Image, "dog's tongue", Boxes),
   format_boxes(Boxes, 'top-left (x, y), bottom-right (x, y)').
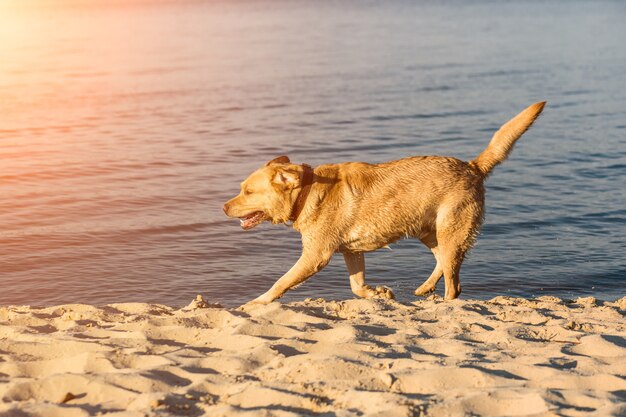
top-left (240, 212), bottom-right (263, 230)
top-left (240, 217), bottom-right (255, 230)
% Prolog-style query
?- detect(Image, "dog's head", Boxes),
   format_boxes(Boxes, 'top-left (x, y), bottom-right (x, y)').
top-left (223, 156), bottom-right (306, 230)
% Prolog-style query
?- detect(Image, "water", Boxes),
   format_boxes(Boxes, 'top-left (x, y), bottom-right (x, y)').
top-left (1, 0), bottom-right (625, 307)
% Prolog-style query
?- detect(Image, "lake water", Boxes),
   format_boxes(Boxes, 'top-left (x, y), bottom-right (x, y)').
top-left (1, 0), bottom-right (625, 307)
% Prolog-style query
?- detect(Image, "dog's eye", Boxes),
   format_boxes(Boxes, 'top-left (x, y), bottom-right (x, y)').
top-left (244, 188), bottom-right (253, 195)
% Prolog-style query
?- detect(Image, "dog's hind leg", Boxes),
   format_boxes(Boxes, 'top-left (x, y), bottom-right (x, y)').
top-left (435, 204), bottom-right (480, 300)
top-left (414, 247), bottom-right (443, 296)
top-left (438, 245), bottom-right (465, 300)
top-left (343, 252), bottom-right (394, 300)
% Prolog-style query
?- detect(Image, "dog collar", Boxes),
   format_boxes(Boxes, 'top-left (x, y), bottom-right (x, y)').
top-left (289, 164), bottom-right (314, 222)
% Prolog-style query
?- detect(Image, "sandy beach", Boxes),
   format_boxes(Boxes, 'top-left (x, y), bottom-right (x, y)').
top-left (1, 295), bottom-right (625, 416)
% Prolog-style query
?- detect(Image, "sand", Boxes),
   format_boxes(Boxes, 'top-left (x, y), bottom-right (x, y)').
top-left (0, 295), bottom-right (625, 417)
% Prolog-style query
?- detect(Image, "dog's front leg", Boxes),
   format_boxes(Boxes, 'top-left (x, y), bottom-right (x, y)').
top-left (343, 252), bottom-right (394, 300)
top-left (249, 247), bottom-right (333, 305)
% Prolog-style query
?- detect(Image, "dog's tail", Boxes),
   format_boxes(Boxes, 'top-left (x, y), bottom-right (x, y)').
top-left (471, 101), bottom-right (546, 177)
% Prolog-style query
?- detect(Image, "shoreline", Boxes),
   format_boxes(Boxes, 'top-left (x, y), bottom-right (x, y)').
top-left (1, 295), bottom-right (625, 416)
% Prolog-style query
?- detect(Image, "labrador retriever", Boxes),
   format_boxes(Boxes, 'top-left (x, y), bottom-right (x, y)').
top-left (223, 101), bottom-right (545, 304)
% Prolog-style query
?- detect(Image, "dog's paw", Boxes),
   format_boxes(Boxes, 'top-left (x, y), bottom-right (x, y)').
top-left (362, 285), bottom-right (394, 300)
top-left (374, 286), bottom-right (395, 300)
top-left (414, 284), bottom-right (436, 297)
top-left (239, 300), bottom-right (271, 311)
top-left (241, 300), bottom-right (264, 308)
top-left (241, 294), bottom-right (274, 308)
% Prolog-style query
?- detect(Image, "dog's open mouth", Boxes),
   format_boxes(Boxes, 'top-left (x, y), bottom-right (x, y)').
top-left (239, 211), bottom-right (265, 230)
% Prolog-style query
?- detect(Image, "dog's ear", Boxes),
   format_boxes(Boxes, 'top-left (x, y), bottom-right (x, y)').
top-left (265, 155), bottom-right (290, 166)
top-left (272, 167), bottom-right (300, 188)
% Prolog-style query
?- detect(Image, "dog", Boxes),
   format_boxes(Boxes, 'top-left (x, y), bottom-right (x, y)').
top-left (223, 102), bottom-right (546, 304)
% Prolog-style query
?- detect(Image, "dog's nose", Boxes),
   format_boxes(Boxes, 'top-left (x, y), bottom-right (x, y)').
top-left (222, 203), bottom-right (229, 215)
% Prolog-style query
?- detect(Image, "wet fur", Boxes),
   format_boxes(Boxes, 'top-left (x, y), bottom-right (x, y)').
top-left (224, 102), bottom-right (546, 304)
